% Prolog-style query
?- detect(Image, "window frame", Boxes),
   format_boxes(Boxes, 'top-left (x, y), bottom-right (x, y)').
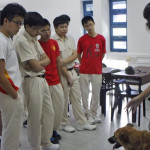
top-left (109, 0), bottom-right (127, 52)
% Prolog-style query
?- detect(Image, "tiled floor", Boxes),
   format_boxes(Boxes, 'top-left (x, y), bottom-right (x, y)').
top-left (18, 93), bottom-right (150, 150)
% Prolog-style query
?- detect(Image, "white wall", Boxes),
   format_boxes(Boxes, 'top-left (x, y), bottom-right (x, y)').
top-left (0, 0), bottom-right (84, 44)
top-left (1, 0), bottom-right (150, 66)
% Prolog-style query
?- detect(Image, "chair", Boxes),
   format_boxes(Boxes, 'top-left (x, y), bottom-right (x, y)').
top-left (100, 72), bottom-right (115, 116)
top-left (111, 79), bottom-right (146, 126)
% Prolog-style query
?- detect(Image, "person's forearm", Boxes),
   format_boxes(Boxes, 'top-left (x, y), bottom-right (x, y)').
top-left (57, 57), bottom-right (62, 83)
top-left (138, 85), bottom-right (150, 100)
top-left (61, 66), bottom-right (70, 79)
top-left (39, 54), bottom-right (50, 67)
top-left (0, 76), bottom-right (17, 99)
top-left (77, 53), bottom-right (81, 64)
top-left (63, 51), bottom-right (77, 64)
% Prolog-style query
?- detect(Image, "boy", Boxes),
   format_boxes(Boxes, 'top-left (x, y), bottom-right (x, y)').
top-left (14, 12), bottom-right (59, 150)
top-left (77, 16), bottom-right (106, 124)
top-left (52, 15), bottom-right (96, 132)
top-left (39, 18), bottom-right (64, 144)
top-left (0, 3), bottom-right (26, 150)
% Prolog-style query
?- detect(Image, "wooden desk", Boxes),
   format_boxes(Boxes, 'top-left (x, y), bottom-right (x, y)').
top-left (111, 66), bottom-right (150, 126)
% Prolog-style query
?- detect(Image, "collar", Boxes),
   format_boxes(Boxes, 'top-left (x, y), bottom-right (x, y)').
top-left (23, 30), bottom-right (37, 42)
top-left (53, 34), bottom-right (68, 41)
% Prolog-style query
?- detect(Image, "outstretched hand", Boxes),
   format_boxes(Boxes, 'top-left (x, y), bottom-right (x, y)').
top-left (125, 96), bottom-right (143, 114)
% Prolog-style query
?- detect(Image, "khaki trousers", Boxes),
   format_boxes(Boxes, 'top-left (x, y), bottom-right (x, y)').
top-left (79, 74), bottom-right (102, 117)
top-left (49, 83), bottom-right (64, 130)
top-left (23, 77), bottom-right (54, 150)
top-left (0, 89), bottom-right (23, 150)
top-left (61, 69), bottom-right (87, 126)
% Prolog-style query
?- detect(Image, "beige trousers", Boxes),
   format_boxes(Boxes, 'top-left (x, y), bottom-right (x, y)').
top-left (49, 83), bottom-right (64, 130)
top-left (0, 89), bottom-right (23, 150)
top-left (79, 74), bottom-right (102, 117)
top-left (23, 77), bottom-right (54, 150)
top-left (61, 69), bottom-right (87, 126)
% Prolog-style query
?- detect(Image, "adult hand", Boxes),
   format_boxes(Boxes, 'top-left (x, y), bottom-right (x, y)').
top-left (24, 63), bottom-right (32, 71)
top-left (67, 76), bottom-right (73, 87)
top-left (126, 96), bottom-right (143, 114)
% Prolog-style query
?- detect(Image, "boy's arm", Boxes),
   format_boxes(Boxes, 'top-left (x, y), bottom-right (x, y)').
top-left (56, 56), bottom-right (62, 84)
top-left (0, 60), bottom-right (18, 99)
top-left (39, 53), bottom-right (50, 67)
top-left (61, 50), bottom-right (77, 65)
top-left (61, 66), bottom-right (73, 87)
top-left (77, 53), bottom-right (81, 64)
top-left (25, 53), bottom-right (50, 72)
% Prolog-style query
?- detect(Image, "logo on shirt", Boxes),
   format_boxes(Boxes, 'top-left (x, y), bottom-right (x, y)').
top-left (95, 44), bottom-right (100, 52)
top-left (51, 45), bottom-right (56, 51)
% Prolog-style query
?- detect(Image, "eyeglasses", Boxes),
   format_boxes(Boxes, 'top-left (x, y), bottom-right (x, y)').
top-left (31, 27), bottom-right (42, 31)
top-left (84, 23), bottom-right (94, 29)
top-left (8, 19), bottom-right (24, 26)
top-left (39, 29), bottom-right (51, 34)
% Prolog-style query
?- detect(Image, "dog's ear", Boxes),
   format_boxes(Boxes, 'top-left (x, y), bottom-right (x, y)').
top-left (119, 132), bottom-right (129, 143)
top-left (126, 123), bottom-right (134, 127)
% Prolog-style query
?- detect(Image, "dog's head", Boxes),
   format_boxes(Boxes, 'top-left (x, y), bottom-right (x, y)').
top-left (108, 123), bottom-right (142, 149)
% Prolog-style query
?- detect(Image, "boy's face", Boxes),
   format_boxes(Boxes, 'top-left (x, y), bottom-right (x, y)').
top-left (39, 25), bottom-right (51, 41)
top-left (55, 23), bottom-right (68, 37)
top-left (5, 15), bottom-right (24, 36)
top-left (83, 20), bottom-right (95, 34)
top-left (25, 25), bottom-right (41, 38)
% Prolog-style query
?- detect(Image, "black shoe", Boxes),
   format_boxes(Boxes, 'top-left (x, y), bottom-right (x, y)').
top-left (53, 130), bottom-right (61, 140)
top-left (50, 136), bottom-right (59, 144)
top-left (23, 120), bottom-right (27, 128)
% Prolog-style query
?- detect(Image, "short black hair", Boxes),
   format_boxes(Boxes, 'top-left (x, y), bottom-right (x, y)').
top-left (0, 3), bottom-right (26, 25)
top-left (53, 16), bottom-right (68, 28)
top-left (24, 12), bottom-right (43, 27)
top-left (59, 14), bottom-right (70, 22)
top-left (143, 2), bottom-right (150, 31)
top-left (81, 16), bottom-right (94, 26)
top-left (42, 18), bottom-right (50, 27)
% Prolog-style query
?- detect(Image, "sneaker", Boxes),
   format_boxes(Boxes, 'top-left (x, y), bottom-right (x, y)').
top-left (23, 120), bottom-right (27, 128)
top-left (42, 144), bottom-right (59, 150)
top-left (77, 123), bottom-right (96, 131)
top-left (93, 115), bottom-right (101, 123)
top-left (50, 137), bottom-right (59, 144)
top-left (60, 125), bottom-right (75, 133)
top-left (53, 131), bottom-right (61, 140)
top-left (87, 116), bottom-right (95, 125)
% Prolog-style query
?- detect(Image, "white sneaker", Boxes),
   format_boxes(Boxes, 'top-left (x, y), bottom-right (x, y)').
top-left (87, 116), bottom-right (95, 125)
top-left (77, 123), bottom-right (96, 131)
top-left (42, 144), bottom-right (59, 150)
top-left (60, 125), bottom-right (76, 133)
top-left (93, 115), bottom-right (101, 123)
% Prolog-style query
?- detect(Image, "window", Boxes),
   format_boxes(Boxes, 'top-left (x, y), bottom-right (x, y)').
top-left (110, 0), bottom-right (127, 52)
top-left (83, 1), bottom-right (93, 34)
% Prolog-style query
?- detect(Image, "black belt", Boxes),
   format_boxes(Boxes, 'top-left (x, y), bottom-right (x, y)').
top-left (67, 68), bottom-right (74, 71)
top-left (25, 74), bottom-right (45, 78)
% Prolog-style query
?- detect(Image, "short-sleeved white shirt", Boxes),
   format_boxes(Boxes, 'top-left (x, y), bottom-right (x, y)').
top-left (52, 34), bottom-right (76, 69)
top-left (14, 29), bottom-right (45, 77)
top-left (0, 32), bottom-right (21, 94)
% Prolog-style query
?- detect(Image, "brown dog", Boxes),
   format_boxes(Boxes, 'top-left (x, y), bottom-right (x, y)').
top-left (108, 123), bottom-right (150, 150)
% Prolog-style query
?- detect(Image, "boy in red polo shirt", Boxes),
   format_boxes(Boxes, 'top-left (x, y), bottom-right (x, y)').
top-left (39, 19), bottom-right (64, 144)
top-left (77, 16), bottom-right (106, 124)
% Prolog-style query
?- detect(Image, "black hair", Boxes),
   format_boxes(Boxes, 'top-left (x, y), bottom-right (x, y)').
top-left (24, 12), bottom-right (43, 27)
top-left (0, 3), bottom-right (26, 25)
top-left (53, 16), bottom-right (68, 28)
top-left (42, 18), bottom-right (50, 27)
top-left (59, 14), bottom-right (70, 22)
top-left (81, 16), bottom-right (94, 26)
top-left (143, 2), bottom-right (150, 31)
